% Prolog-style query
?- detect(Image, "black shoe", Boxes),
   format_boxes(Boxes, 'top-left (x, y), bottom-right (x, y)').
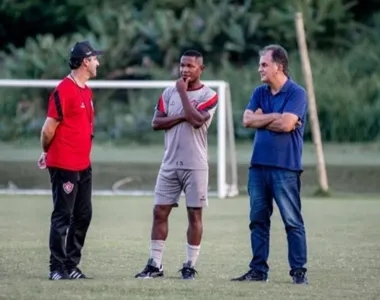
top-left (68, 267), bottom-right (92, 279)
top-left (290, 268), bottom-right (308, 284)
top-left (49, 270), bottom-right (69, 280)
top-left (179, 262), bottom-right (198, 280)
top-left (231, 269), bottom-right (268, 282)
top-left (135, 258), bottom-right (164, 279)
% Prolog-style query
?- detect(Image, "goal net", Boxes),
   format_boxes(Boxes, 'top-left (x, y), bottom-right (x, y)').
top-left (0, 79), bottom-right (239, 199)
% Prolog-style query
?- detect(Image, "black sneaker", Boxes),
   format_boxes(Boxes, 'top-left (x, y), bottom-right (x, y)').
top-left (290, 268), bottom-right (308, 284)
top-left (49, 270), bottom-right (68, 280)
top-left (68, 267), bottom-right (92, 279)
top-left (179, 262), bottom-right (198, 280)
top-left (135, 258), bottom-right (164, 279)
top-left (231, 269), bottom-right (268, 282)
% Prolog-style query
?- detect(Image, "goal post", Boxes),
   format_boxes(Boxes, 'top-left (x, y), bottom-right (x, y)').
top-left (0, 79), bottom-right (239, 199)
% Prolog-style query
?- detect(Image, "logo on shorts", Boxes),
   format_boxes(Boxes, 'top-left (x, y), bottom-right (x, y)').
top-left (63, 181), bottom-right (74, 194)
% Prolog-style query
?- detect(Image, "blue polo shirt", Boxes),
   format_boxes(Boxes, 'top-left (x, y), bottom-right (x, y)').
top-left (247, 78), bottom-right (307, 172)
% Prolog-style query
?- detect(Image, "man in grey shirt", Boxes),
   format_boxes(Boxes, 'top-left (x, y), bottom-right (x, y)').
top-left (135, 50), bottom-right (218, 280)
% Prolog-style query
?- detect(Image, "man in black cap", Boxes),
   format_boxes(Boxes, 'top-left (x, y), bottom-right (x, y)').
top-left (38, 40), bottom-right (103, 280)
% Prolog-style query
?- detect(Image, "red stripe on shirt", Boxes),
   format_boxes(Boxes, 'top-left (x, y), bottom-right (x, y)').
top-left (157, 95), bottom-right (165, 112)
top-left (197, 94), bottom-right (218, 111)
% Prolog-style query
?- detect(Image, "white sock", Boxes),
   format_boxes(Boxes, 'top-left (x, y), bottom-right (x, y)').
top-left (186, 243), bottom-right (201, 267)
top-left (150, 240), bottom-right (165, 267)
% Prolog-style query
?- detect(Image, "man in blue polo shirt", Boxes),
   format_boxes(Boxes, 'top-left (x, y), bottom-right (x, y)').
top-left (231, 44), bottom-right (308, 284)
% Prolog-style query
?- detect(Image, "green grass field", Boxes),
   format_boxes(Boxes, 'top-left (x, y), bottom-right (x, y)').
top-left (2, 141), bottom-right (380, 195)
top-left (0, 195), bottom-right (379, 300)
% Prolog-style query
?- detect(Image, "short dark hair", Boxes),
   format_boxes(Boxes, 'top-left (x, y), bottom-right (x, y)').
top-left (182, 50), bottom-right (203, 58)
top-left (259, 44), bottom-right (289, 76)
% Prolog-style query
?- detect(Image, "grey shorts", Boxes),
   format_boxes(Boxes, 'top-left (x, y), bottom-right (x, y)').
top-left (154, 168), bottom-right (209, 208)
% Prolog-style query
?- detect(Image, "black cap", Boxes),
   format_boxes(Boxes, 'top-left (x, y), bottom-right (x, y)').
top-left (70, 40), bottom-right (104, 60)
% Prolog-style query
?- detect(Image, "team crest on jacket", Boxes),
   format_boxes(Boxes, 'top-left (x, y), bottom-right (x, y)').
top-left (63, 181), bottom-right (74, 194)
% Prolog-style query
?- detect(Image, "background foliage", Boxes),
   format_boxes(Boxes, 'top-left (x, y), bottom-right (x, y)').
top-left (1, 0), bottom-right (380, 143)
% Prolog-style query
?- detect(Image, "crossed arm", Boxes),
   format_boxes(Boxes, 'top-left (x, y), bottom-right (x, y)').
top-left (152, 109), bottom-right (209, 131)
top-left (152, 110), bottom-right (186, 130)
top-left (177, 88), bottom-right (210, 128)
top-left (243, 109), bottom-right (300, 132)
top-left (152, 91), bottom-right (211, 131)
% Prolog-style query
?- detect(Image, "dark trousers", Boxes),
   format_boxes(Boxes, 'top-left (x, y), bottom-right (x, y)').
top-left (248, 166), bottom-right (307, 274)
top-left (48, 166), bottom-right (92, 272)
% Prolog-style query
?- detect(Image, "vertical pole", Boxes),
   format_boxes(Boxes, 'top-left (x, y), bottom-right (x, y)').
top-left (217, 83), bottom-right (227, 199)
top-left (295, 12), bottom-right (329, 194)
